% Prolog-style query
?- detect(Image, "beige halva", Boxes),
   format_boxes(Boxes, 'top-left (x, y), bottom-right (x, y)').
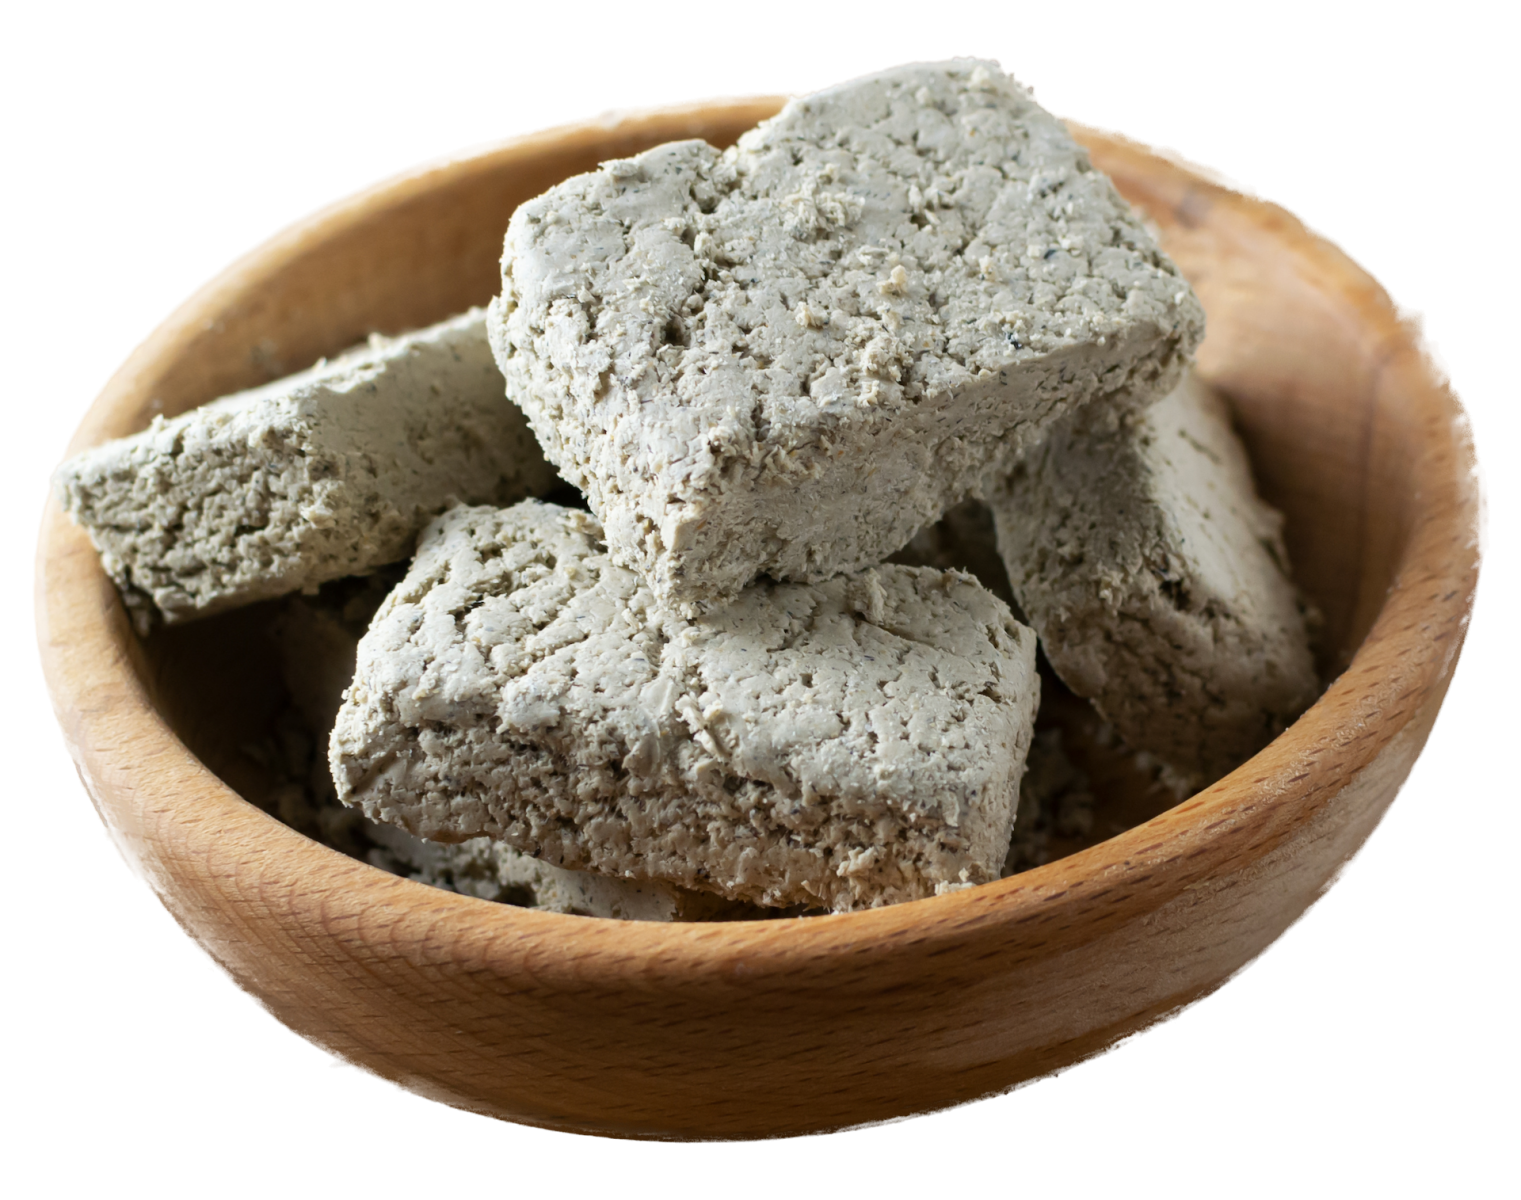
top-left (56, 58), bottom-right (1317, 919)
top-left (491, 59), bottom-right (1204, 615)
top-left (989, 373), bottom-right (1318, 786)
top-left (329, 501), bottom-right (1039, 911)
top-left (59, 309), bottom-right (554, 627)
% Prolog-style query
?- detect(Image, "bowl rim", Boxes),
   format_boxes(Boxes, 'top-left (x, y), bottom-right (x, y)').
top-left (35, 98), bottom-right (1480, 977)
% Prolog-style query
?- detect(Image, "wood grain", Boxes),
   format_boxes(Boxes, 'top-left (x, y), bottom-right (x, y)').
top-left (35, 100), bottom-right (1479, 1140)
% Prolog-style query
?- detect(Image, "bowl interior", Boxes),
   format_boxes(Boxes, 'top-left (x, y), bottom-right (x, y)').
top-left (84, 101), bottom-right (1416, 893)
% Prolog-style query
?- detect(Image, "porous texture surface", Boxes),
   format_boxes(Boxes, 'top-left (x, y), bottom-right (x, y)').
top-left (330, 500), bottom-right (1039, 911)
top-left (490, 59), bottom-right (1204, 614)
top-left (58, 309), bottom-right (556, 627)
top-left (989, 373), bottom-right (1319, 786)
top-left (269, 575), bottom-right (722, 922)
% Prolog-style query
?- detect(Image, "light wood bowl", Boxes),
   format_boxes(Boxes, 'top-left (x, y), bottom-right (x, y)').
top-left (36, 98), bottom-right (1478, 1140)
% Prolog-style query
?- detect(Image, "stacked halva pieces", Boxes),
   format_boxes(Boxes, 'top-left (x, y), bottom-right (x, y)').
top-left (331, 59), bottom-right (1187, 910)
top-left (59, 309), bottom-right (555, 628)
top-left (890, 370), bottom-right (1318, 789)
top-left (490, 58), bottom-right (1204, 615)
top-left (55, 309), bottom-right (707, 919)
top-left (59, 58), bottom-right (1319, 920)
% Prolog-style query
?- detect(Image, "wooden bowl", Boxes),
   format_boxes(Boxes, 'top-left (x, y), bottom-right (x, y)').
top-left (35, 98), bottom-right (1478, 1140)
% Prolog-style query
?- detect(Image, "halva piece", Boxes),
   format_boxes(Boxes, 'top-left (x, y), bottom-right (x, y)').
top-left (988, 373), bottom-right (1318, 786)
top-left (490, 58), bottom-right (1205, 614)
top-left (58, 309), bottom-right (556, 627)
top-left (270, 575), bottom-right (725, 921)
top-left (329, 500), bottom-right (1040, 911)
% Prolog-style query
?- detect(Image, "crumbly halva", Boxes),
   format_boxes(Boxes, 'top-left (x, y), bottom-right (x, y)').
top-left (490, 59), bottom-right (1203, 614)
top-left (329, 500), bottom-right (1040, 911)
top-left (58, 309), bottom-right (556, 627)
top-left (988, 373), bottom-right (1318, 786)
top-left (271, 577), bottom-right (726, 921)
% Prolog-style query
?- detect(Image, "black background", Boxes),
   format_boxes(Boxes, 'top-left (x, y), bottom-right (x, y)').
top-left (23, 30), bottom-right (1496, 1161)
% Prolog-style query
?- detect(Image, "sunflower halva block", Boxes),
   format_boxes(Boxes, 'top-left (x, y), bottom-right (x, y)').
top-left (490, 58), bottom-right (1203, 614)
top-left (988, 373), bottom-right (1318, 786)
top-left (57, 308), bottom-right (556, 627)
top-left (329, 500), bottom-right (1040, 911)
